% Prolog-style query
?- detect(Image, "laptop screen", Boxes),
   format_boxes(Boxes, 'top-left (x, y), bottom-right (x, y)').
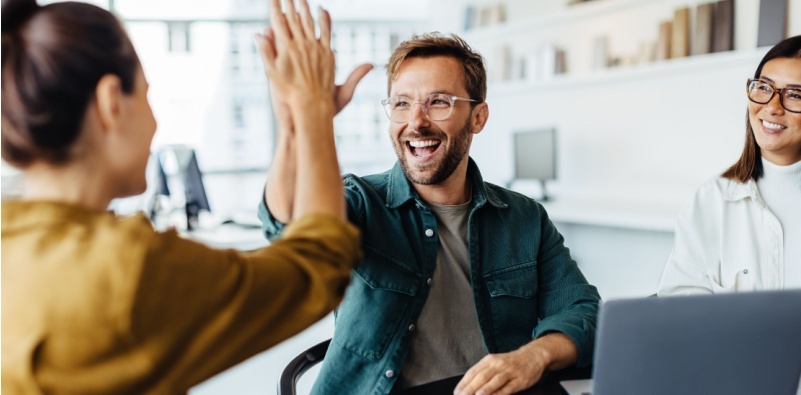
top-left (591, 290), bottom-right (801, 395)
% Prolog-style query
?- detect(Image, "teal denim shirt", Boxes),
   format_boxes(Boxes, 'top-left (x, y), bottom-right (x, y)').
top-left (259, 158), bottom-right (600, 395)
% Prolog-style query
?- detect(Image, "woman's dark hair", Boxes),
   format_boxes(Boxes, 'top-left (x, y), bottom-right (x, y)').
top-left (1, 0), bottom-right (139, 167)
top-left (722, 35), bottom-right (801, 183)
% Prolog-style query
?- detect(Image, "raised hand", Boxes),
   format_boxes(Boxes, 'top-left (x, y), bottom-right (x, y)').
top-left (334, 63), bottom-right (373, 114)
top-left (255, 0), bottom-right (335, 112)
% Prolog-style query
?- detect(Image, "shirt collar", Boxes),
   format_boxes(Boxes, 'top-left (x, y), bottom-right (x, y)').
top-left (385, 157), bottom-right (507, 210)
top-left (722, 177), bottom-right (766, 208)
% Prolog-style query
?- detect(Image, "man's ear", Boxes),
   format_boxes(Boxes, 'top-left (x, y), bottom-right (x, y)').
top-left (94, 74), bottom-right (124, 134)
top-left (470, 102), bottom-right (489, 135)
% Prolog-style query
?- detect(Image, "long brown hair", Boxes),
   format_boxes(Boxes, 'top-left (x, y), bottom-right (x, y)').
top-left (722, 35), bottom-right (801, 183)
top-left (1, 0), bottom-right (139, 167)
top-left (385, 32), bottom-right (486, 105)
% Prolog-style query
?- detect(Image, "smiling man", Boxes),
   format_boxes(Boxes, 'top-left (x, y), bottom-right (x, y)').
top-left (260, 33), bottom-right (600, 395)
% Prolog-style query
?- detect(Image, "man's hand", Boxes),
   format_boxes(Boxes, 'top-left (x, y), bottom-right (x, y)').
top-left (335, 63), bottom-right (373, 114)
top-left (454, 333), bottom-right (578, 395)
top-left (255, 0), bottom-right (335, 112)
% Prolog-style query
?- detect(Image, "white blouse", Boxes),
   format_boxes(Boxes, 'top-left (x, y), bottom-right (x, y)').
top-left (658, 164), bottom-right (800, 295)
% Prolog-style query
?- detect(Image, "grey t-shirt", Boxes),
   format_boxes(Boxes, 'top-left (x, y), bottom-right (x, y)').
top-left (394, 199), bottom-right (488, 390)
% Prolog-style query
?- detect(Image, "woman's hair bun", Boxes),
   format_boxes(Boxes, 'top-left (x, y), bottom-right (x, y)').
top-left (2, 0), bottom-right (40, 34)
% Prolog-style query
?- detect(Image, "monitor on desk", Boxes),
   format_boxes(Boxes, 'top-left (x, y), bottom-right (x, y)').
top-left (152, 146), bottom-right (211, 231)
top-left (512, 128), bottom-right (556, 201)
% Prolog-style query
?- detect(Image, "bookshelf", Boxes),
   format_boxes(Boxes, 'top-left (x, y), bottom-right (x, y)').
top-left (457, 0), bottom-right (776, 81)
top-left (427, 0), bottom-right (800, 208)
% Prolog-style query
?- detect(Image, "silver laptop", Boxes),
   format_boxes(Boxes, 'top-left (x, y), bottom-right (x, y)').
top-left (589, 290), bottom-right (801, 395)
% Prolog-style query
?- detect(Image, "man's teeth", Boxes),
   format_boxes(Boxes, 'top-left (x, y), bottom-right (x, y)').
top-left (409, 140), bottom-right (439, 147)
top-left (762, 120), bottom-right (786, 130)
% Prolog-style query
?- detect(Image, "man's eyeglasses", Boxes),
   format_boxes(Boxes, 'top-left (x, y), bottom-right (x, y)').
top-left (746, 78), bottom-right (801, 113)
top-left (380, 93), bottom-right (477, 123)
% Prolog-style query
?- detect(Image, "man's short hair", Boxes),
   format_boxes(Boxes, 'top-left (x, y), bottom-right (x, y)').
top-left (386, 32), bottom-right (486, 104)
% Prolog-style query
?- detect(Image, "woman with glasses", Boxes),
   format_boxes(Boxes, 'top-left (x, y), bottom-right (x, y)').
top-left (658, 35), bottom-right (801, 295)
top-left (1, 0), bottom-right (363, 392)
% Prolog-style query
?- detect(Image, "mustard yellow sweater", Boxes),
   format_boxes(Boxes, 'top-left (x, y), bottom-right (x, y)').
top-left (1, 200), bottom-right (360, 394)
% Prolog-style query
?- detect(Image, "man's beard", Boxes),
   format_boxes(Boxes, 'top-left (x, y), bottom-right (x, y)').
top-left (394, 116), bottom-right (472, 186)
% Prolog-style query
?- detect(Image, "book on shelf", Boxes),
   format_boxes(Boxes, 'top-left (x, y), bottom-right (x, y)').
top-left (712, 0), bottom-right (734, 52)
top-left (692, 3), bottom-right (715, 55)
top-left (490, 45), bottom-right (512, 82)
top-left (656, 20), bottom-right (673, 61)
top-left (671, 7), bottom-right (690, 58)
top-left (511, 57), bottom-right (526, 81)
top-left (523, 45), bottom-right (565, 82)
top-left (757, 0), bottom-right (788, 47)
top-left (592, 35), bottom-right (609, 70)
top-left (487, 3), bottom-right (506, 26)
top-left (555, 49), bottom-right (567, 75)
top-left (539, 44), bottom-right (557, 81)
top-left (463, 6), bottom-right (476, 31)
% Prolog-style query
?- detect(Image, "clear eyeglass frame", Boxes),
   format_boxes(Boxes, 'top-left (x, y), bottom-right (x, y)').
top-left (380, 93), bottom-right (478, 123)
top-left (746, 78), bottom-right (801, 114)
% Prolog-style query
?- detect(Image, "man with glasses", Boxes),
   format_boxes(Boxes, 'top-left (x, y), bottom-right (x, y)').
top-left (260, 32), bottom-right (600, 395)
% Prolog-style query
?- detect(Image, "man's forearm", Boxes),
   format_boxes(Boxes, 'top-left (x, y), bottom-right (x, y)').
top-left (522, 332), bottom-right (579, 372)
top-left (265, 128), bottom-right (296, 224)
top-left (291, 100), bottom-right (344, 219)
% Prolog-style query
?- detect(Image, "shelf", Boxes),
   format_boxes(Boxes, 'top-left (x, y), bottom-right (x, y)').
top-left (462, 0), bottom-right (672, 43)
top-left (487, 46), bottom-right (769, 95)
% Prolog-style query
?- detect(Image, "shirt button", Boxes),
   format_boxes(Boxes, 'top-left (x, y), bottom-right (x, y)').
top-left (427, 278), bottom-right (432, 286)
top-left (385, 370), bottom-right (395, 378)
top-left (743, 269), bottom-right (749, 274)
top-left (425, 229), bottom-right (434, 237)
top-left (408, 324), bottom-right (416, 332)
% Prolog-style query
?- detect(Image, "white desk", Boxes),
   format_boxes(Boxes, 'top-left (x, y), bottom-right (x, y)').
top-left (540, 196), bottom-right (680, 233)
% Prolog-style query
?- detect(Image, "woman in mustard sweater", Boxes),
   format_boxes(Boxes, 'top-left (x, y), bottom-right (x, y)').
top-left (1, 0), bottom-right (363, 393)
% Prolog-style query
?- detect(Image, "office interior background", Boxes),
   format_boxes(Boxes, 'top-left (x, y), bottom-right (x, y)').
top-left (1, 0), bottom-right (800, 393)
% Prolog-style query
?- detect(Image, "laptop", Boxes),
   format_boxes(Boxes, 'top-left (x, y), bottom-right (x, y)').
top-left (579, 290), bottom-right (801, 395)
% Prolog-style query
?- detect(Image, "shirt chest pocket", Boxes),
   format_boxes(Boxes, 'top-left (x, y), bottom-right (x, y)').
top-left (333, 246), bottom-right (420, 360)
top-left (483, 261), bottom-right (539, 350)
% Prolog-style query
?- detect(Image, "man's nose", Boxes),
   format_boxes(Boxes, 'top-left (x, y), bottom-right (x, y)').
top-left (406, 101), bottom-right (430, 129)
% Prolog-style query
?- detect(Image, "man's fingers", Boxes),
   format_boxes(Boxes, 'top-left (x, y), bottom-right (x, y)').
top-left (282, 0), bottom-right (305, 40)
top-left (269, 0), bottom-right (290, 40)
top-left (343, 64), bottom-right (373, 91)
top-left (334, 63), bottom-right (374, 113)
top-left (474, 373), bottom-right (509, 395)
top-left (254, 31), bottom-right (276, 71)
top-left (318, 7), bottom-right (332, 48)
top-left (454, 365), bottom-right (477, 393)
top-left (298, 0), bottom-right (316, 39)
top-left (455, 365), bottom-right (492, 395)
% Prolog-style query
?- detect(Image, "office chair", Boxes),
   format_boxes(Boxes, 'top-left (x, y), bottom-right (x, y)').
top-left (277, 339), bottom-right (331, 395)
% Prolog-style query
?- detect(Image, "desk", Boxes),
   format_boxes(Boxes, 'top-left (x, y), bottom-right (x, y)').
top-left (397, 365), bottom-right (592, 395)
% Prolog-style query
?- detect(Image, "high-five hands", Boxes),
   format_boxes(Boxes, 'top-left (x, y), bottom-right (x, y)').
top-left (255, 0), bottom-right (372, 128)
top-left (255, 0), bottom-right (336, 113)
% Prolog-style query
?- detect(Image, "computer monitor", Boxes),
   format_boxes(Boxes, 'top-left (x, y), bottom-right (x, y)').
top-left (512, 128), bottom-right (556, 201)
top-left (174, 147), bottom-right (210, 230)
top-left (148, 154), bottom-right (171, 221)
top-left (151, 146), bottom-right (211, 231)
